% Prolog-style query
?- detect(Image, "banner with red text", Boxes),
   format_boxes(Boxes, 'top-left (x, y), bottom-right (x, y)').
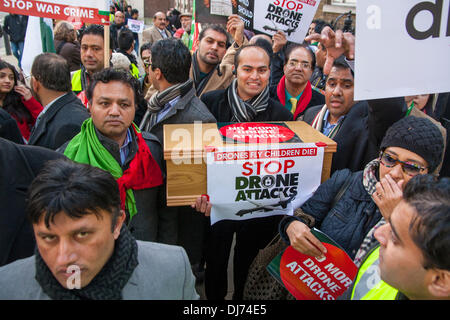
top-left (0, 0), bottom-right (110, 25)
top-left (206, 142), bottom-right (324, 225)
top-left (267, 228), bottom-right (358, 300)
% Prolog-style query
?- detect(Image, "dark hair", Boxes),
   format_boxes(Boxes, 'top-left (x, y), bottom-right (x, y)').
top-left (131, 9), bottom-right (138, 16)
top-left (80, 24), bottom-right (113, 50)
top-left (0, 60), bottom-right (32, 126)
top-left (284, 43), bottom-right (316, 70)
top-left (86, 67), bottom-right (141, 105)
top-left (140, 42), bottom-right (152, 57)
top-left (151, 38), bottom-right (191, 84)
top-left (118, 28), bottom-right (134, 51)
top-left (27, 158), bottom-right (122, 231)
top-left (234, 44), bottom-right (271, 70)
top-left (198, 24), bottom-right (229, 46)
top-left (403, 174), bottom-right (450, 271)
top-left (31, 53), bottom-right (71, 92)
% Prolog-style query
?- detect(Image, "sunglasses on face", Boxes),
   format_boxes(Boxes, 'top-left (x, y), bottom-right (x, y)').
top-left (379, 151), bottom-right (427, 176)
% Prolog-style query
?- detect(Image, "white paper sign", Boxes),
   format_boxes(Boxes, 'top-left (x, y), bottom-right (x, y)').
top-left (127, 19), bottom-right (144, 33)
top-left (252, 0), bottom-right (321, 44)
top-left (207, 143), bottom-right (324, 225)
top-left (355, 0), bottom-right (450, 100)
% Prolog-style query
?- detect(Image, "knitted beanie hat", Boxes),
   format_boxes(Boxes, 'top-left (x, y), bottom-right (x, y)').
top-left (380, 116), bottom-right (444, 173)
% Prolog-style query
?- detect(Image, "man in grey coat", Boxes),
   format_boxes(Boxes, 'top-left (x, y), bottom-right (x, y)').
top-left (0, 158), bottom-right (198, 300)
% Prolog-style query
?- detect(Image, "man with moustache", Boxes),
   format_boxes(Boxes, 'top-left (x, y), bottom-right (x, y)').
top-left (61, 68), bottom-right (175, 244)
top-left (197, 44), bottom-right (292, 300)
top-left (142, 12), bottom-right (172, 45)
top-left (71, 24), bottom-right (113, 96)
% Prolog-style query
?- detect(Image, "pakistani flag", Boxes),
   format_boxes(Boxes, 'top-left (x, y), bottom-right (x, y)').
top-left (21, 17), bottom-right (55, 78)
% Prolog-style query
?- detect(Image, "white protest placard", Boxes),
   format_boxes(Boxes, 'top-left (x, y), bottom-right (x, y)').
top-left (355, 0), bottom-right (450, 100)
top-left (0, 0), bottom-right (110, 25)
top-left (206, 143), bottom-right (324, 225)
top-left (127, 18), bottom-right (144, 33)
top-left (234, 0), bottom-right (321, 44)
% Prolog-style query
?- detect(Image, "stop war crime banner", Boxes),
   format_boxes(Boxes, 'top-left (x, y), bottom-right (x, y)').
top-left (0, 0), bottom-right (110, 25)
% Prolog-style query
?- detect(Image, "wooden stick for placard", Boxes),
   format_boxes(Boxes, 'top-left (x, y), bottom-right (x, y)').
top-left (104, 25), bottom-right (110, 68)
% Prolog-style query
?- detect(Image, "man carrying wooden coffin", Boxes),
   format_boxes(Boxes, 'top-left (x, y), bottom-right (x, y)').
top-left (195, 43), bottom-right (293, 300)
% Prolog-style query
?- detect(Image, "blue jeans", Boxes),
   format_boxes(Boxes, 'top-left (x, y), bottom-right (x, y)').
top-left (11, 41), bottom-right (24, 68)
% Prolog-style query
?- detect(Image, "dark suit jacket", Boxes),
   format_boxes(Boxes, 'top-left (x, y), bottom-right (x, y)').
top-left (201, 88), bottom-right (293, 122)
top-left (0, 138), bottom-right (64, 266)
top-left (28, 92), bottom-right (89, 150)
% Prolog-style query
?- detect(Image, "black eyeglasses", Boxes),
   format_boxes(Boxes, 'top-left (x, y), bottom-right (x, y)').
top-left (379, 151), bottom-right (427, 176)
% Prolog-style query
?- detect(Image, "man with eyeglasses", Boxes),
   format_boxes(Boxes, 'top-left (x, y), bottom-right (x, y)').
top-left (139, 42), bottom-right (156, 99)
top-left (269, 43), bottom-right (324, 120)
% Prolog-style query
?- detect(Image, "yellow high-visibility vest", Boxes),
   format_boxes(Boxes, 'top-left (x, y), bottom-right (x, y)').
top-left (351, 246), bottom-right (399, 300)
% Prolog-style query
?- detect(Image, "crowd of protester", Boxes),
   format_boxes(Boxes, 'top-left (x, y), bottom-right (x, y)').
top-left (0, 5), bottom-right (448, 302)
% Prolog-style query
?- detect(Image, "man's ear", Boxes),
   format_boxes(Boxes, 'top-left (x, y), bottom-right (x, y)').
top-left (427, 269), bottom-right (450, 298)
top-left (112, 210), bottom-right (126, 240)
top-left (31, 76), bottom-right (40, 93)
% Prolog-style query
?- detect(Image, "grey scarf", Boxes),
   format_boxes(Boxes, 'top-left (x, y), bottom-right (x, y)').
top-left (139, 79), bottom-right (193, 131)
top-left (226, 79), bottom-right (269, 122)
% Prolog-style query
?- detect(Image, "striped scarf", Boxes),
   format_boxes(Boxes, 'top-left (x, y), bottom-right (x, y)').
top-left (226, 78), bottom-right (269, 122)
top-left (139, 79), bottom-right (193, 132)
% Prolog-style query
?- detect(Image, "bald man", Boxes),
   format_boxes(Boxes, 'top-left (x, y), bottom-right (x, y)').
top-left (143, 11), bottom-right (172, 45)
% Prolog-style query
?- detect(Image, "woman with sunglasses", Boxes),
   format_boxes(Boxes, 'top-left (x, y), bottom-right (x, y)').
top-left (0, 61), bottom-right (43, 142)
top-left (278, 116), bottom-right (444, 265)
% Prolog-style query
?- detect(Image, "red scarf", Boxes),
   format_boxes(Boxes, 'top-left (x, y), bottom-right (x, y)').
top-left (117, 125), bottom-right (164, 212)
top-left (276, 75), bottom-right (313, 120)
